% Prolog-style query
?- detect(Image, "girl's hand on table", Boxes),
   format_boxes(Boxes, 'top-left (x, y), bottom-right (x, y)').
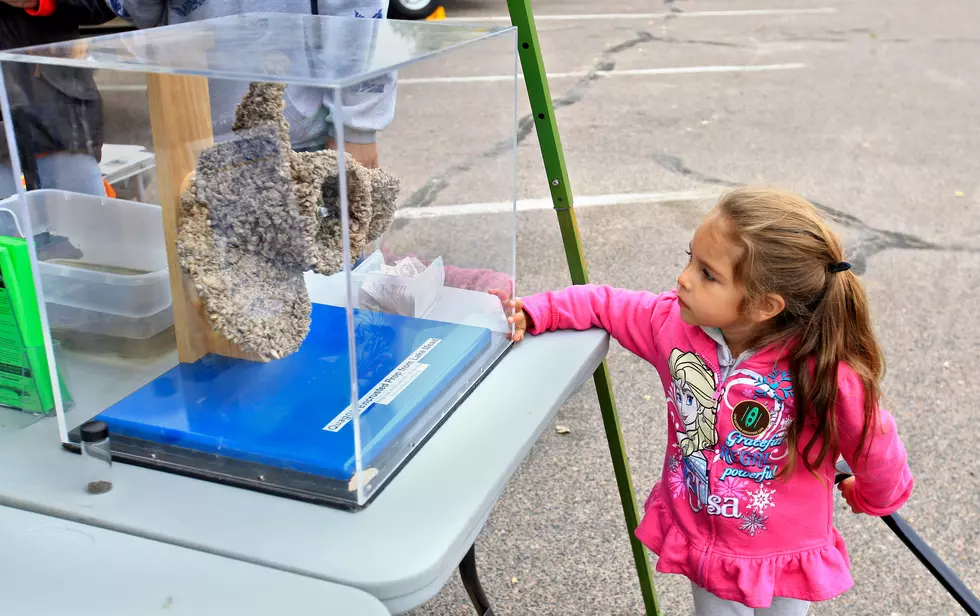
top-left (489, 289), bottom-right (527, 342)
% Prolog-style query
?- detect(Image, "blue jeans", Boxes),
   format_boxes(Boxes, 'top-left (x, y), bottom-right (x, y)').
top-left (0, 153), bottom-right (106, 200)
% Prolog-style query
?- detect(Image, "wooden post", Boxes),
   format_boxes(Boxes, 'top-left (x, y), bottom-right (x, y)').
top-left (146, 73), bottom-right (263, 363)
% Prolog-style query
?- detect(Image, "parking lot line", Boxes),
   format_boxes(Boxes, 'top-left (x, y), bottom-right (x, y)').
top-left (395, 188), bottom-right (724, 219)
top-left (444, 7), bottom-right (837, 23)
top-left (398, 63), bottom-right (807, 85)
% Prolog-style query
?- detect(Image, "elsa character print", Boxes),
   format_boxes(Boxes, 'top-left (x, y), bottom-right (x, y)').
top-left (668, 349), bottom-right (719, 512)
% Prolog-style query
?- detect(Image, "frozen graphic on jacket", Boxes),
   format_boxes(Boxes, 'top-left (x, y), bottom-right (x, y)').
top-left (667, 349), bottom-right (718, 513)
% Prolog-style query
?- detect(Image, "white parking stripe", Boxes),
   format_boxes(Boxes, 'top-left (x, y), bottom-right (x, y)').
top-left (444, 7), bottom-right (837, 22)
top-left (395, 189), bottom-right (724, 219)
top-left (398, 63), bottom-right (807, 85)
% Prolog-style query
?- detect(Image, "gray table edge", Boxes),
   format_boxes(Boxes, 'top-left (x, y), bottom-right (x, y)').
top-left (0, 504), bottom-right (391, 615)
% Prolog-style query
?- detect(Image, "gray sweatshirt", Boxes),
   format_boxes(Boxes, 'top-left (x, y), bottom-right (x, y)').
top-left (118, 0), bottom-right (396, 147)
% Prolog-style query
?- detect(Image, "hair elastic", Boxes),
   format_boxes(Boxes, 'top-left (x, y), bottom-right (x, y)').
top-left (827, 261), bottom-right (851, 273)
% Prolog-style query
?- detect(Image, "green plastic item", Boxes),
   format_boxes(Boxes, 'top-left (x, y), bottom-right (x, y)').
top-left (0, 235), bottom-right (71, 414)
top-left (505, 2), bottom-right (661, 614)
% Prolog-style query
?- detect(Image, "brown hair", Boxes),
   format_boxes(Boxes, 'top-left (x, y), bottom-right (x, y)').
top-left (713, 186), bottom-right (884, 475)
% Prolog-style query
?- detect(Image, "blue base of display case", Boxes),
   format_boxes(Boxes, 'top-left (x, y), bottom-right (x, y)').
top-left (87, 303), bottom-right (492, 483)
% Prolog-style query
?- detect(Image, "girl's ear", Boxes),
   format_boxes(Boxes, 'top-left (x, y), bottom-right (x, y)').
top-left (753, 293), bottom-right (786, 323)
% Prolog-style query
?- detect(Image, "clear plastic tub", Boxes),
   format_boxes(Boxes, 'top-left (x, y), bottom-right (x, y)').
top-left (3, 190), bottom-right (174, 357)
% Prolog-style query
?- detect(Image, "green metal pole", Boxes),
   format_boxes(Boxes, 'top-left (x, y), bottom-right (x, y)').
top-left (505, 2), bottom-right (660, 614)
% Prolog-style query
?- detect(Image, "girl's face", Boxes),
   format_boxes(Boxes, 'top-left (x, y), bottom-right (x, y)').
top-left (674, 380), bottom-right (699, 428)
top-left (676, 215), bottom-right (750, 332)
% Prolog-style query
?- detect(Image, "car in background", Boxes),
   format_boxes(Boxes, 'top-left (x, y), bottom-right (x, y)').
top-left (388, 0), bottom-right (441, 19)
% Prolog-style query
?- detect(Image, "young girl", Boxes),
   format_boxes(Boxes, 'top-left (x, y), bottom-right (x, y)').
top-left (500, 186), bottom-right (914, 615)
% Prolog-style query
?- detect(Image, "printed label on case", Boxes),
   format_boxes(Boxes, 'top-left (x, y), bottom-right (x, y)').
top-left (374, 362), bottom-right (429, 406)
top-left (323, 338), bottom-right (441, 432)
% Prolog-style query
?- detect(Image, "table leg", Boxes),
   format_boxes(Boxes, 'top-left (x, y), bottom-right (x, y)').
top-left (458, 544), bottom-right (494, 616)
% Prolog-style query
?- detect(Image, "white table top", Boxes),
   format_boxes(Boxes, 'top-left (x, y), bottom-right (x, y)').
top-left (99, 144), bottom-right (156, 183)
top-left (0, 504), bottom-right (391, 615)
top-left (0, 328), bottom-right (608, 614)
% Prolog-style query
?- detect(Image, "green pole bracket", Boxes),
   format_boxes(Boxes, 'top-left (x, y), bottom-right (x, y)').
top-left (505, 2), bottom-right (660, 614)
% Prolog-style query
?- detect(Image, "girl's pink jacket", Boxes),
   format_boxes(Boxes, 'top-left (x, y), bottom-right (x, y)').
top-left (522, 285), bottom-right (913, 608)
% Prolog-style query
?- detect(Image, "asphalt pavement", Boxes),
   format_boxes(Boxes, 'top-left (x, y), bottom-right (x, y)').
top-left (401, 0), bottom-right (980, 614)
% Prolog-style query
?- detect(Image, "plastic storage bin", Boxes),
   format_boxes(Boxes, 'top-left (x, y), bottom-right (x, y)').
top-left (12, 190), bottom-right (173, 357)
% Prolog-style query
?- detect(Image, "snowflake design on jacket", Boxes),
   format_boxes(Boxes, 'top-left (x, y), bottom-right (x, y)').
top-left (747, 486), bottom-right (775, 513)
top-left (739, 512), bottom-right (768, 537)
top-left (668, 467), bottom-right (686, 499)
top-left (778, 416), bottom-right (794, 435)
top-left (753, 370), bottom-right (794, 402)
top-left (715, 477), bottom-right (749, 500)
top-left (666, 454), bottom-right (681, 473)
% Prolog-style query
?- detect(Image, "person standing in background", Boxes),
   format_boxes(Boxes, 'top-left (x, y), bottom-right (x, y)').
top-left (0, 0), bottom-right (116, 199)
top-left (114, 0), bottom-right (396, 169)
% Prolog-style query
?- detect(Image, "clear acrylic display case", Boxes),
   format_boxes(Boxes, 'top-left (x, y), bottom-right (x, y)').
top-left (0, 13), bottom-right (517, 508)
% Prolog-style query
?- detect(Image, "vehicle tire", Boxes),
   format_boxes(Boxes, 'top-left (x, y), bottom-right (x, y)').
top-left (387, 0), bottom-right (438, 20)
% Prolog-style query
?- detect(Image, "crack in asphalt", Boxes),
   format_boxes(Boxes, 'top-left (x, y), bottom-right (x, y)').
top-left (649, 153), bottom-right (980, 273)
top-left (392, 24), bottom-right (978, 274)
top-left (647, 34), bottom-right (745, 49)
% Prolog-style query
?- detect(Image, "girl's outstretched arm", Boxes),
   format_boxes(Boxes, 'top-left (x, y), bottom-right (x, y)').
top-left (520, 285), bottom-right (674, 365)
top-left (836, 364), bottom-right (914, 516)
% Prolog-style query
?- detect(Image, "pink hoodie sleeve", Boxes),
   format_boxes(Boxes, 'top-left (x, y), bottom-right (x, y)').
top-left (836, 364), bottom-right (914, 516)
top-left (521, 285), bottom-right (674, 365)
